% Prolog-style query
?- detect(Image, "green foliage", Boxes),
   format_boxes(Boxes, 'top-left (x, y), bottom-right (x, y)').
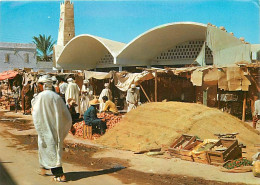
top-left (32, 34), bottom-right (55, 61)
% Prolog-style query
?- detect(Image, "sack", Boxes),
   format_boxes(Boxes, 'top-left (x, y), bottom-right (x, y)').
top-left (253, 161), bottom-right (260, 177)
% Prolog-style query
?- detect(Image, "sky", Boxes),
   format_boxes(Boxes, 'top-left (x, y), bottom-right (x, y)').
top-left (0, 0), bottom-right (259, 44)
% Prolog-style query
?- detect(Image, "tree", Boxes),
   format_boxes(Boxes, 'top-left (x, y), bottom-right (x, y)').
top-left (32, 34), bottom-right (55, 61)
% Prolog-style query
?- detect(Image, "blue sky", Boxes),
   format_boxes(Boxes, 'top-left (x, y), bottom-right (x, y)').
top-left (0, 0), bottom-right (259, 44)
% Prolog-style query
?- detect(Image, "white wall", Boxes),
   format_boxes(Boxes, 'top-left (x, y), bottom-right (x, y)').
top-left (0, 42), bottom-right (55, 72)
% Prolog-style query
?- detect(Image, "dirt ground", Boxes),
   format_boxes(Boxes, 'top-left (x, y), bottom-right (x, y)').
top-left (0, 110), bottom-right (259, 185)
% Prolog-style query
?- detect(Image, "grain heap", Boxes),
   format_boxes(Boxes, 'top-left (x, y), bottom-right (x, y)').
top-left (97, 102), bottom-right (260, 155)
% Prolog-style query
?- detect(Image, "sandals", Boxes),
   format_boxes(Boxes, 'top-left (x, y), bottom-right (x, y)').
top-left (38, 168), bottom-right (48, 176)
top-left (53, 175), bottom-right (67, 182)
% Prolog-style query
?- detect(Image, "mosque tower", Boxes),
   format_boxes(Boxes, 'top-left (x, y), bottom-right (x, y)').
top-left (57, 0), bottom-right (75, 46)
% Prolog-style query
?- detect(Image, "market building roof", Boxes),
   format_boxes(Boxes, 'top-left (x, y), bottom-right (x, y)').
top-left (54, 34), bottom-right (126, 70)
top-left (116, 22), bottom-right (207, 66)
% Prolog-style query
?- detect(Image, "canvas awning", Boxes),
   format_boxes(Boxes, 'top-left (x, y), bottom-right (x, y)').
top-left (0, 70), bottom-right (18, 81)
top-left (84, 71), bottom-right (112, 80)
top-left (206, 25), bottom-right (251, 66)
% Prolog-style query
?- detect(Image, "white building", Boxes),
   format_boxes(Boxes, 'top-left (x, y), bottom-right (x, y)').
top-left (0, 42), bottom-right (54, 72)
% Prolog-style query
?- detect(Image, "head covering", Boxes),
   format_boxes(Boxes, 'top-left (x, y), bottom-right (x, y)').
top-left (67, 98), bottom-right (77, 106)
top-left (89, 99), bottom-right (100, 105)
top-left (38, 75), bottom-right (52, 90)
top-left (83, 79), bottom-right (89, 84)
top-left (67, 78), bottom-right (73, 82)
top-left (131, 84), bottom-right (136, 89)
top-left (104, 83), bottom-right (109, 88)
top-left (51, 76), bottom-right (57, 82)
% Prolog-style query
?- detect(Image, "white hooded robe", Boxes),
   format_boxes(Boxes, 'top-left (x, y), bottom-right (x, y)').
top-left (65, 82), bottom-right (80, 113)
top-left (80, 84), bottom-right (93, 115)
top-left (32, 90), bottom-right (72, 169)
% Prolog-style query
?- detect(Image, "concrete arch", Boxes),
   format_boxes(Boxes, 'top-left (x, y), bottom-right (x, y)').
top-left (56, 34), bottom-right (126, 70)
top-left (116, 22), bottom-right (207, 66)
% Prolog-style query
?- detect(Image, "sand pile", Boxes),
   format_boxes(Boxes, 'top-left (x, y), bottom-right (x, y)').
top-left (97, 102), bottom-right (260, 154)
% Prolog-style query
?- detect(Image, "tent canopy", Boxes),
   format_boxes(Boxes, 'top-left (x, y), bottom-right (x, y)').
top-left (0, 70), bottom-right (18, 81)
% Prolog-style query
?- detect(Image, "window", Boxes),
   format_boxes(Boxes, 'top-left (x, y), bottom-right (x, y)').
top-left (5, 53), bottom-right (10, 63)
top-left (24, 53), bottom-right (29, 63)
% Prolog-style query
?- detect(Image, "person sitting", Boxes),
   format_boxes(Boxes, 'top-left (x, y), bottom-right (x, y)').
top-left (102, 96), bottom-right (118, 114)
top-left (67, 98), bottom-right (80, 124)
top-left (83, 99), bottom-right (107, 135)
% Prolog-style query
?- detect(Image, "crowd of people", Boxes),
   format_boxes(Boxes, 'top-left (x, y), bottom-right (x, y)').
top-left (0, 74), bottom-right (142, 182)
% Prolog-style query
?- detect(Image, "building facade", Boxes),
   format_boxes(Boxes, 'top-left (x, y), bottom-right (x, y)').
top-left (0, 42), bottom-right (54, 72)
top-left (0, 42), bottom-right (37, 72)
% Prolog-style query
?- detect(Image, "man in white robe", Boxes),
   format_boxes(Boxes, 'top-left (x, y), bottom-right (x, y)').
top-left (80, 79), bottom-right (93, 116)
top-left (65, 78), bottom-right (80, 113)
top-left (99, 83), bottom-right (112, 112)
top-left (59, 78), bottom-right (68, 102)
top-left (32, 76), bottom-right (72, 182)
top-left (126, 84), bottom-right (140, 112)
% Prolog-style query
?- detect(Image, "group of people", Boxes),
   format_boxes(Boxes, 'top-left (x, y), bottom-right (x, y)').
top-left (29, 75), bottom-right (139, 182)
top-left (1, 74), bottom-right (142, 182)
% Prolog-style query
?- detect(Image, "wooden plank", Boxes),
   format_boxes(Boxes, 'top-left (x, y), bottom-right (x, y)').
top-left (242, 91), bottom-right (246, 122)
top-left (155, 71), bottom-right (158, 102)
top-left (140, 84), bottom-right (151, 103)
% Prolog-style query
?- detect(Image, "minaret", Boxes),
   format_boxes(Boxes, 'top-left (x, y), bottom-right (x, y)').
top-left (57, 0), bottom-right (75, 46)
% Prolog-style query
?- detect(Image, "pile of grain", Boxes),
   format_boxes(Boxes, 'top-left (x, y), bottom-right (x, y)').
top-left (97, 102), bottom-right (260, 154)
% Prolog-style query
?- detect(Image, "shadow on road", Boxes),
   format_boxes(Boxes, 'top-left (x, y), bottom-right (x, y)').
top-left (0, 161), bottom-right (17, 185)
top-left (65, 166), bottom-right (126, 181)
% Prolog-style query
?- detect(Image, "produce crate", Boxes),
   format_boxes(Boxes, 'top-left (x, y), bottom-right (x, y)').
top-left (207, 139), bottom-right (242, 166)
top-left (168, 134), bottom-right (200, 161)
top-left (192, 151), bottom-right (209, 164)
top-left (83, 124), bottom-right (92, 140)
top-left (191, 140), bottom-right (218, 164)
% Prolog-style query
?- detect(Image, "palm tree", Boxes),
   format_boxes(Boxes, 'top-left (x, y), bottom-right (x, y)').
top-left (32, 34), bottom-right (55, 61)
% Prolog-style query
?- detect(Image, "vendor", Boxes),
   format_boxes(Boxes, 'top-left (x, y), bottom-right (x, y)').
top-left (83, 99), bottom-right (107, 135)
top-left (126, 84), bottom-right (140, 112)
top-left (67, 98), bottom-right (80, 124)
top-left (102, 96), bottom-right (118, 114)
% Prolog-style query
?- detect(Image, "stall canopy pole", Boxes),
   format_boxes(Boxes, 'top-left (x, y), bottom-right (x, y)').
top-left (242, 91), bottom-right (246, 122)
top-left (140, 84), bottom-right (151, 103)
top-left (155, 71), bottom-right (158, 102)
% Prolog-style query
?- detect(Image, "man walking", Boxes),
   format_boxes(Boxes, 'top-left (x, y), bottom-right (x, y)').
top-left (22, 79), bottom-right (33, 115)
top-left (32, 75), bottom-right (72, 182)
top-left (65, 78), bottom-right (80, 113)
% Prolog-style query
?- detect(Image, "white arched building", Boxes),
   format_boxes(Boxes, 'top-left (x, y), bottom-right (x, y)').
top-left (53, 22), bottom-right (258, 71)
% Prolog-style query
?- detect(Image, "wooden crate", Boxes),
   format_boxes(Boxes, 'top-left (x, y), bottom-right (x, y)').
top-left (83, 124), bottom-right (92, 140)
top-left (191, 141), bottom-right (218, 164)
top-left (192, 151), bottom-right (209, 164)
top-left (168, 135), bottom-right (201, 161)
top-left (207, 139), bottom-right (242, 166)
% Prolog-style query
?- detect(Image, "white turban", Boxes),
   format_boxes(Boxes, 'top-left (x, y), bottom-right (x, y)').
top-left (67, 78), bottom-right (73, 82)
top-left (39, 75), bottom-right (52, 90)
top-left (131, 84), bottom-right (136, 89)
top-left (51, 76), bottom-right (57, 82)
top-left (83, 79), bottom-right (89, 84)
top-left (104, 83), bottom-right (109, 88)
